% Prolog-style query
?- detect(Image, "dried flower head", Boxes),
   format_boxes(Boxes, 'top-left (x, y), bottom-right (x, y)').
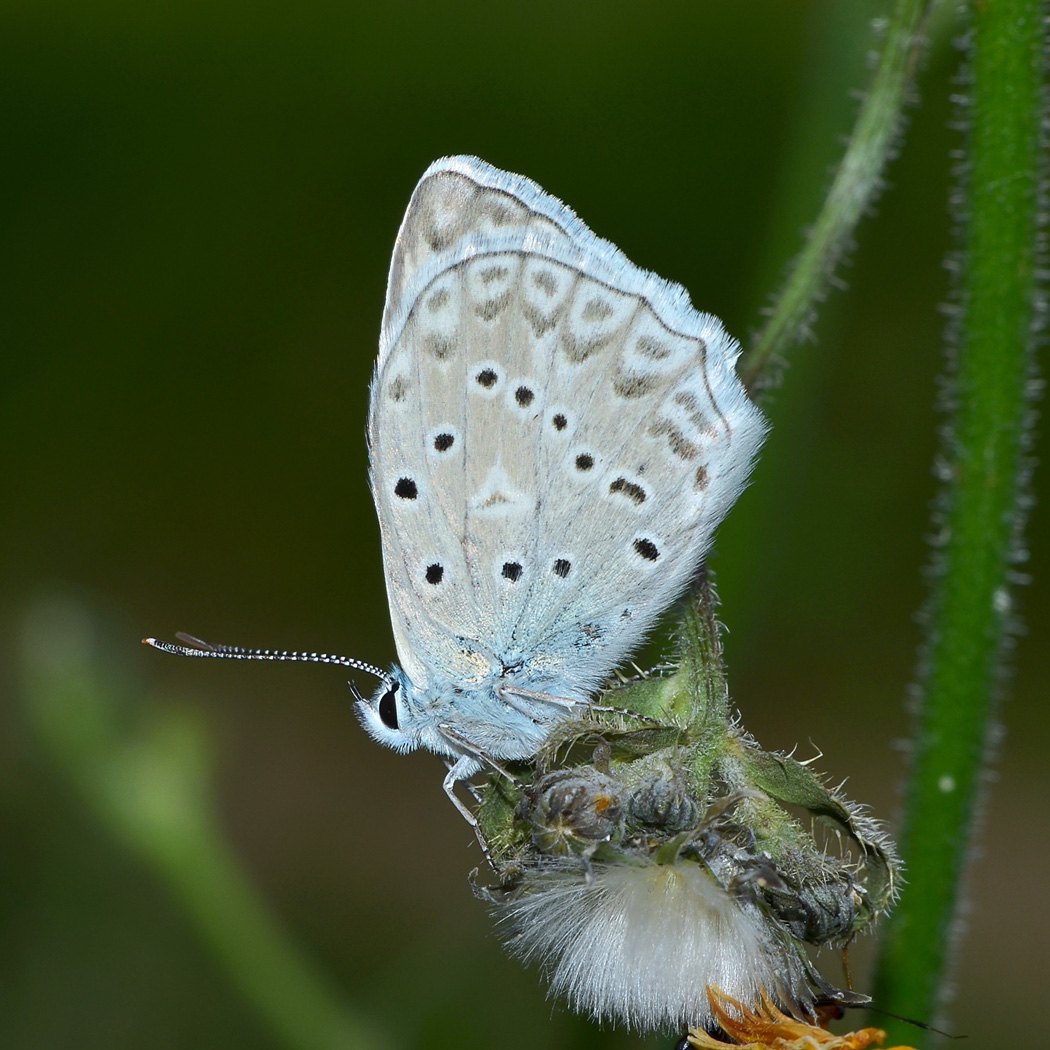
top-left (477, 583), bottom-right (901, 1035)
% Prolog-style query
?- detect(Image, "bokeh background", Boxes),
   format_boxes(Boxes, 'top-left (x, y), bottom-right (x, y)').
top-left (3, 2), bottom-right (1047, 1048)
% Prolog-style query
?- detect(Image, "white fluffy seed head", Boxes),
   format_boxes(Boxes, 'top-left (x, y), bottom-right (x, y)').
top-left (498, 860), bottom-right (814, 1033)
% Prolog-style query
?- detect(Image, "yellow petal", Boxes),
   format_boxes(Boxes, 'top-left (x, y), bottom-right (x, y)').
top-left (686, 987), bottom-right (918, 1050)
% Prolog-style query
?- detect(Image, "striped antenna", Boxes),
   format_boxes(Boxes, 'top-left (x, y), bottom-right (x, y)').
top-left (142, 632), bottom-right (393, 687)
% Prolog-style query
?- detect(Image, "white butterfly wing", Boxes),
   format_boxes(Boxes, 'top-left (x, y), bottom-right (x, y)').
top-left (369, 156), bottom-right (766, 696)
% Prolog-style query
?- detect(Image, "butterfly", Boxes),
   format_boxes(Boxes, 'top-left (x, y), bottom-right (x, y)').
top-left (146, 156), bottom-right (766, 820)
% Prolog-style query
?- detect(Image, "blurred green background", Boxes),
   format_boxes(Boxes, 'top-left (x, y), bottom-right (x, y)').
top-left (3, 2), bottom-right (1046, 1048)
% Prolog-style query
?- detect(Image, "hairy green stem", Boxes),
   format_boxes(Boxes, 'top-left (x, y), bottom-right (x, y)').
top-left (872, 0), bottom-right (1045, 1040)
top-left (740, 0), bottom-right (934, 390)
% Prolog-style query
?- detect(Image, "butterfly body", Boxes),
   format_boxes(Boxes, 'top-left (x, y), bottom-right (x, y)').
top-left (356, 156), bottom-right (766, 785)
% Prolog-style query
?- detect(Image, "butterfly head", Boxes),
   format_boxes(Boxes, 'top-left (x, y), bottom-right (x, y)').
top-left (353, 666), bottom-right (423, 754)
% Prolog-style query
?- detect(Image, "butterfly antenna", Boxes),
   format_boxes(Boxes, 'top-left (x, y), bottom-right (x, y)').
top-left (142, 632), bottom-right (394, 688)
top-left (861, 1006), bottom-right (962, 1039)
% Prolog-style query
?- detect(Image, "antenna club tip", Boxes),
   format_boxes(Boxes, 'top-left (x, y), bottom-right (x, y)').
top-left (142, 637), bottom-right (156, 646)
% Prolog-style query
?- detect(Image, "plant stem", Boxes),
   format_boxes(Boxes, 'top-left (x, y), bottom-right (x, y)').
top-left (872, 0), bottom-right (1045, 1040)
top-left (740, 0), bottom-right (935, 390)
top-left (19, 597), bottom-right (391, 1050)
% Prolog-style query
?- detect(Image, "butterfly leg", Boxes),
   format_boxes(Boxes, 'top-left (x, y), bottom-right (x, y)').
top-left (499, 685), bottom-right (660, 726)
top-left (441, 755), bottom-right (503, 868)
top-left (438, 725), bottom-right (525, 790)
top-left (439, 728), bottom-right (531, 870)
top-left (442, 754), bottom-right (482, 826)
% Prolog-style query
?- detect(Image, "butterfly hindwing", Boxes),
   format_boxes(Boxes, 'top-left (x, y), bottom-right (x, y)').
top-left (370, 157), bottom-right (766, 698)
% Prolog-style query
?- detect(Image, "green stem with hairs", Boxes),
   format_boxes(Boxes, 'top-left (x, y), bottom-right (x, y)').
top-left (872, 0), bottom-right (1045, 1041)
top-left (740, 0), bottom-right (935, 390)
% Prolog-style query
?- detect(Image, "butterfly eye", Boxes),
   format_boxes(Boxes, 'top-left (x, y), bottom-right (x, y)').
top-left (378, 684), bottom-right (400, 730)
